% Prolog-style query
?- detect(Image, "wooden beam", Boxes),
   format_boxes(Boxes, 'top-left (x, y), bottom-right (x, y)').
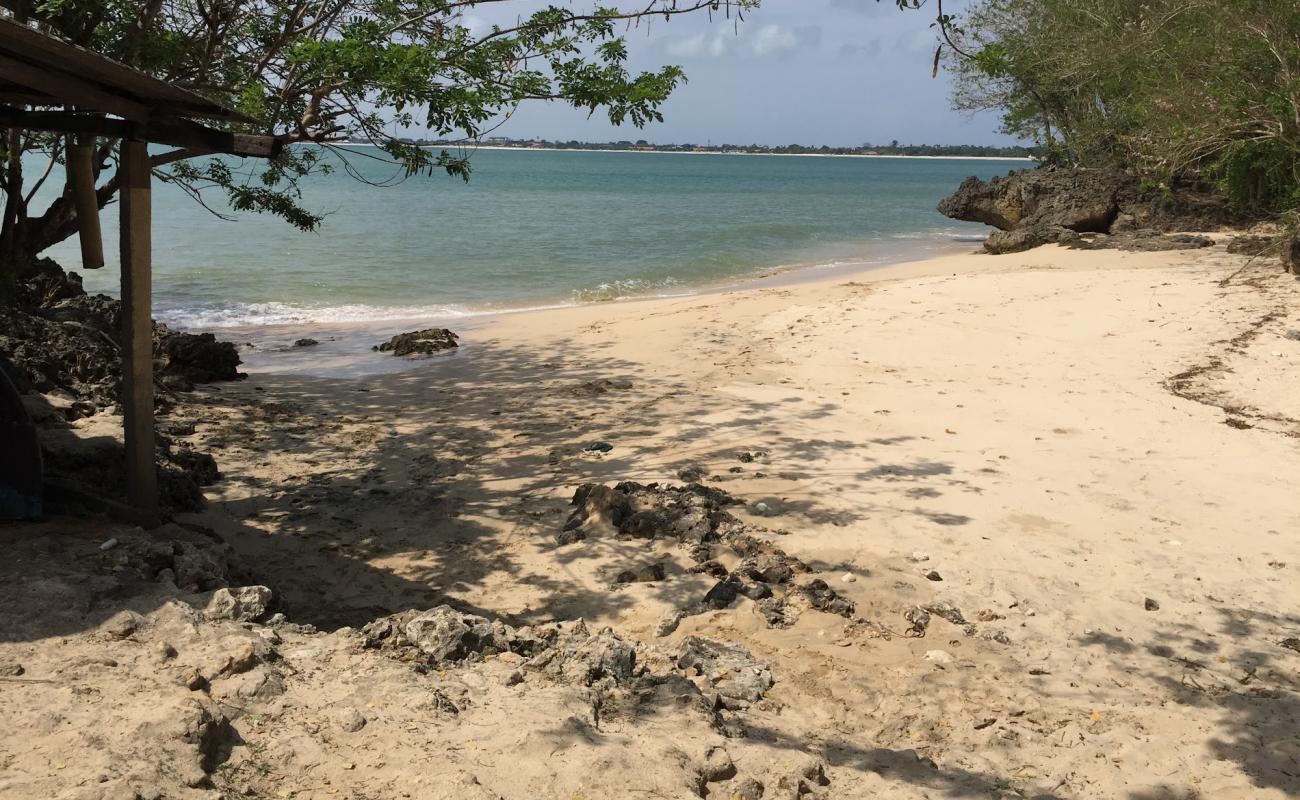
top-left (67, 137), bottom-right (104, 269)
top-left (0, 16), bottom-right (255, 123)
top-left (0, 109), bottom-right (283, 158)
top-left (118, 139), bottom-right (156, 511)
top-left (0, 52), bottom-right (151, 120)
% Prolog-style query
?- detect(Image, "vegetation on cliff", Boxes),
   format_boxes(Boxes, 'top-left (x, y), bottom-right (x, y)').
top-left (950, 0), bottom-right (1299, 220)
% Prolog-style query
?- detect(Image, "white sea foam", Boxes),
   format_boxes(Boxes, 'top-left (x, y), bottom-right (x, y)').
top-left (571, 276), bottom-right (685, 303)
top-left (155, 301), bottom-right (476, 330)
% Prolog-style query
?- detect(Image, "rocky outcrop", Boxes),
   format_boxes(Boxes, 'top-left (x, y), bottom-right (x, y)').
top-left (0, 258), bottom-right (240, 512)
top-left (939, 167), bottom-right (1247, 254)
top-left (373, 327), bottom-right (459, 356)
top-left (1284, 228), bottom-right (1300, 274)
top-left (1, 258), bottom-right (243, 408)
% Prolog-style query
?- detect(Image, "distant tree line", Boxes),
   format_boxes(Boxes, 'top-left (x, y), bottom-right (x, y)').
top-left (400, 137), bottom-right (1043, 158)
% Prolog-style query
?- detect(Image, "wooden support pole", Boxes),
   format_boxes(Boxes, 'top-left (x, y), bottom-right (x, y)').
top-left (67, 137), bottom-right (104, 269)
top-left (119, 139), bottom-right (156, 511)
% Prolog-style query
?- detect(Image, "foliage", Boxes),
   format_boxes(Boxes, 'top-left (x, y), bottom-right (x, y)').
top-left (951, 0), bottom-right (1300, 214)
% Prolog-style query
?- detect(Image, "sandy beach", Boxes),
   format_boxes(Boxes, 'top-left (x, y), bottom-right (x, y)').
top-left (4, 240), bottom-right (1299, 799)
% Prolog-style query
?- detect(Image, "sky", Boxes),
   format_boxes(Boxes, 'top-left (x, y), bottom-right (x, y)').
top-left (450, 0), bottom-right (1015, 148)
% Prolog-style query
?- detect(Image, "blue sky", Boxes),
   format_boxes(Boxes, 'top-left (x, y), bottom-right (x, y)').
top-left (454, 0), bottom-right (1013, 147)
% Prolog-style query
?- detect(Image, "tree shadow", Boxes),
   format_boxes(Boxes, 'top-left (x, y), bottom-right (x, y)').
top-left (1075, 605), bottom-right (1300, 797)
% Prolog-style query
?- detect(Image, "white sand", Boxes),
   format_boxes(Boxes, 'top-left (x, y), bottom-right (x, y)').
top-left (4, 241), bottom-right (1298, 799)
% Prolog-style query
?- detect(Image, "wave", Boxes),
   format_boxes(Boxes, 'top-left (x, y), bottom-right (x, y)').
top-left (155, 301), bottom-right (477, 329)
top-left (571, 276), bottom-right (686, 303)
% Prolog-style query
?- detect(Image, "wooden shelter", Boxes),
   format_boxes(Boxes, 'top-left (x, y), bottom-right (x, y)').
top-left (0, 16), bottom-right (283, 514)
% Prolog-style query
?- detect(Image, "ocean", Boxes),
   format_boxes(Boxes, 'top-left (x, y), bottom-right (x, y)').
top-left (41, 147), bottom-right (1020, 331)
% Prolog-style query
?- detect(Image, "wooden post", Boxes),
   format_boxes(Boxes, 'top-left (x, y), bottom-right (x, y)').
top-left (67, 136), bottom-right (104, 269)
top-left (119, 139), bottom-right (156, 511)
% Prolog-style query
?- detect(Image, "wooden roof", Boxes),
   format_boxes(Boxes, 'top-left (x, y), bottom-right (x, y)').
top-left (0, 16), bottom-right (282, 157)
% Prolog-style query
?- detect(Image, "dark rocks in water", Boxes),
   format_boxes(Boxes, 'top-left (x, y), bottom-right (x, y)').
top-left (373, 327), bottom-right (459, 357)
top-left (938, 167), bottom-right (1247, 255)
top-left (293, 338), bottom-right (319, 348)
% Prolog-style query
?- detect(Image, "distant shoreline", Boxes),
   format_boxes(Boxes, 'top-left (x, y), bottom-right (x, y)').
top-left (338, 141), bottom-right (1036, 161)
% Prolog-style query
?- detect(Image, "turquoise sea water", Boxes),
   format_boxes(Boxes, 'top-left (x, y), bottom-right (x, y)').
top-left (42, 147), bottom-right (1020, 329)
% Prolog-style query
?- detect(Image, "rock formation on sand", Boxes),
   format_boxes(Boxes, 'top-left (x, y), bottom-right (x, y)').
top-left (937, 166), bottom-right (1248, 254)
top-left (373, 327), bottom-right (460, 356)
top-left (0, 259), bottom-right (242, 511)
top-left (1, 519), bottom-right (832, 800)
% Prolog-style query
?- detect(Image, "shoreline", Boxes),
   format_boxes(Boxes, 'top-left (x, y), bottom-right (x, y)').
top-left (230, 235), bottom-right (983, 376)
top-left (336, 141), bottom-right (1038, 161)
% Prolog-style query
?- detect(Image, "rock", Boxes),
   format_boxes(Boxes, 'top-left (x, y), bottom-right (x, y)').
top-left (182, 668), bottom-right (208, 691)
top-left (701, 746), bottom-right (737, 782)
top-left (401, 607), bottom-right (513, 662)
top-left (1226, 234), bottom-right (1276, 256)
top-left (677, 636), bottom-right (774, 706)
top-left (757, 597), bottom-right (798, 628)
top-left (1283, 228), bottom-right (1300, 274)
top-left (690, 560), bottom-right (730, 579)
top-left (336, 707), bottom-right (367, 733)
top-left (677, 465), bottom-right (708, 482)
top-left (1281, 638), bottom-right (1300, 654)
top-left (205, 586), bottom-right (272, 622)
top-left (904, 607), bottom-right (931, 636)
top-left (723, 777), bottom-right (766, 800)
top-left (1063, 231), bottom-right (1215, 252)
top-left (614, 563), bottom-right (666, 584)
top-left (537, 624), bottom-right (636, 687)
top-left (293, 338), bottom-right (319, 347)
top-left (373, 327), bottom-right (459, 356)
top-left (211, 642), bottom-right (260, 676)
top-left (1144, 597), bottom-right (1160, 611)
top-left (923, 601), bottom-right (967, 626)
top-left (983, 629), bottom-right (1011, 645)
top-left (795, 579), bottom-right (855, 618)
top-left (102, 610), bottom-right (145, 639)
top-left (938, 167), bottom-right (1245, 254)
top-left (0, 661), bottom-right (24, 676)
top-left (571, 378), bottom-right (632, 397)
top-left (908, 551), bottom-right (930, 563)
top-left (156, 330), bottom-right (243, 385)
top-left (703, 577), bottom-right (742, 609)
top-left (740, 553), bottom-right (800, 585)
top-left (840, 572), bottom-right (856, 583)
top-left (924, 649), bottom-right (954, 666)
top-left (924, 570), bottom-right (943, 582)
top-left (156, 642), bottom-right (179, 661)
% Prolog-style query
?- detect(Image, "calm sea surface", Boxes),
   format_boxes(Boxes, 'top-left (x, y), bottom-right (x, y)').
top-left (41, 147), bottom-right (1020, 329)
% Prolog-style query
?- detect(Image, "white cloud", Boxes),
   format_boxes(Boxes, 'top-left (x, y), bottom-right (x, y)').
top-left (666, 31), bottom-right (732, 59)
top-left (750, 24), bottom-right (798, 57)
